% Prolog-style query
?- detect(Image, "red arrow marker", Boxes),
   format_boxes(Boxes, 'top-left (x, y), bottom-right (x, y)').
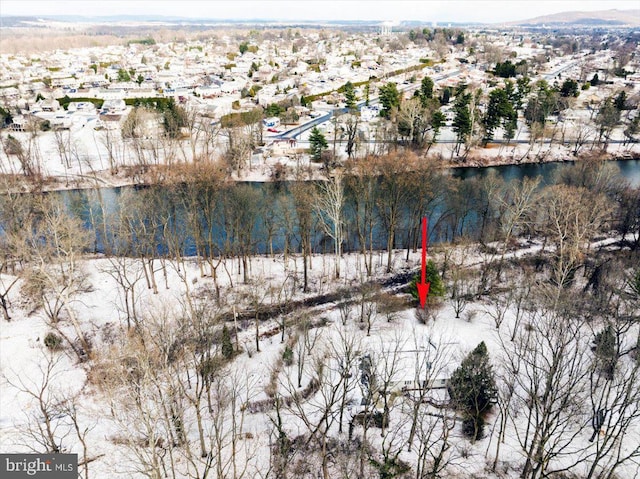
top-left (417, 217), bottom-right (430, 309)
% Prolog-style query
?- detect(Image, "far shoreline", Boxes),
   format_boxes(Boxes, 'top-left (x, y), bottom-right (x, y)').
top-left (2, 146), bottom-right (639, 194)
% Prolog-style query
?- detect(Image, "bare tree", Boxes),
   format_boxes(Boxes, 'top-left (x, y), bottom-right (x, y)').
top-left (281, 332), bottom-right (347, 479)
top-left (374, 153), bottom-right (412, 273)
top-left (0, 177), bottom-right (35, 320)
top-left (582, 268), bottom-right (640, 479)
top-left (99, 256), bottom-right (145, 331)
top-left (222, 183), bottom-right (263, 284)
top-left (314, 172), bottom-right (345, 279)
top-left (58, 394), bottom-right (96, 479)
top-left (17, 196), bottom-right (93, 357)
top-left (404, 327), bottom-right (454, 456)
top-left (2, 129), bottom-right (41, 178)
top-left (222, 126), bottom-right (253, 174)
top-left (501, 296), bottom-right (592, 479)
top-left (98, 303), bottom-right (259, 479)
top-left (96, 123), bottom-right (124, 174)
top-left (343, 113), bottom-right (361, 159)
top-left (535, 185), bottom-right (612, 294)
top-left (291, 180), bottom-right (315, 292)
top-left (175, 162), bottom-right (228, 297)
top-left (368, 333), bottom-right (409, 478)
top-left (54, 128), bottom-right (72, 169)
top-left (494, 175), bottom-right (541, 279)
top-left (344, 157), bottom-right (378, 276)
top-left (4, 350), bottom-right (81, 454)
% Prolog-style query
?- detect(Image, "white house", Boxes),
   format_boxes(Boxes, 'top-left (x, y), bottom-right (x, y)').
top-left (263, 117), bottom-right (280, 128)
top-left (36, 98), bottom-right (61, 112)
top-left (67, 101), bottom-right (97, 113)
top-left (102, 99), bottom-right (126, 113)
top-left (50, 112), bottom-right (72, 129)
top-left (195, 85), bottom-right (222, 98)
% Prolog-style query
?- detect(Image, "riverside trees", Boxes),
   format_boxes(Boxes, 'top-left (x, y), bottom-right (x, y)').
top-left (2, 158), bottom-right (640, 479)
top-left (11, 194), bottom-right (93, 359)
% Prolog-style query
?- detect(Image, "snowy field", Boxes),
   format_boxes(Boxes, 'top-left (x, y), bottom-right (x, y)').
top-left (1, 104), bottom-right (638, 190)
top-left (1, 235), bottom-right (638, 478)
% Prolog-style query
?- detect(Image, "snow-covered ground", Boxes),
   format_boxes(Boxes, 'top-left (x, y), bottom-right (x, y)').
top-left (1, 236), bottom-right (638, 478)
top-left (1, 102), bottom-right (638, 190)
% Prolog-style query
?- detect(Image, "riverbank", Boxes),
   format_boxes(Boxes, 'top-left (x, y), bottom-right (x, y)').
top-left (1, 140), bottom-right (639, 193)
top-left (1, 233), bottom-right (638, 479)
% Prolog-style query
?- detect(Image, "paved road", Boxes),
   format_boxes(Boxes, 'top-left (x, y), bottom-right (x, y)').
top-left (274, 69), bottom-right (463, 140)
top-left (275, 112), bottom-right (332, 140)
top-left (543, 59), bottom-right (581, 81)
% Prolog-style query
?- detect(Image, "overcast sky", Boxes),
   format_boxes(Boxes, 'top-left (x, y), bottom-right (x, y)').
top-left (1, 0), bottom-right (638, 24)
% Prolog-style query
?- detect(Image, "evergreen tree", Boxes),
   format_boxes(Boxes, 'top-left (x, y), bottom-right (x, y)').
top-left (592, 324), bottom-right (617, 380)
top-left (483, 89), bottom-right (505, 144)
top-left (343, 81), bottom-right (357, 110)
top-left (614, 91), bottom-right (627, 111)
top-left (308, 127), bottom-right (328, 163)
top-left (448, 341), bottom-right (497, 441)
top-left (419, 76), bottom-right (434, 106)
top-left (379, 82), bottom-right (401, 118)
top-left (524, 81), bottom-right (557, 127)
top-left (431, 110), bottom-right (446, 143)
top-left (439, 86), bottom-right (451, 105)
top-left (595, 97), bottom-right (621, 144)
top-left (494, 60), bottom-right (517, 78)
top-left (482, 87), bottom-right (517, 144)
top-left (560, 78), bottom-right (579, 98)
top-left (452, 92), bottom-right (472, 152)
top-left (514, 76), bottom-right (531, 111)
top-left (117, 68), bottom-right (131, 82)
top-left (221, 325), bottom-right (234, 360)
top-left (409, 260), bottom-right (446, 301)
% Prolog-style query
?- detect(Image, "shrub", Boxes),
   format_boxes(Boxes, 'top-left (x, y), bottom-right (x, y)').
top-left (462, 414), bottom-right (486, 440)
top-left (409, 260), bottom-right (446, 302)
top-left (44, 332), bottom-right (63, 351)
top-left (282, 345), bottom-right (294, 366)
top-left (221, 325), bottom-right (234, 360)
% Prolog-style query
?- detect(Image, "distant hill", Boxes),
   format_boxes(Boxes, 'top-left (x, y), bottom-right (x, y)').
top-left (509, 9), bottom-right (640, 27)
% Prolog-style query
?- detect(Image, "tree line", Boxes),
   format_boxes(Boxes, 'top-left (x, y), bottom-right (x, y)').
top-left (1, 155), bottom-right (639, 478)
top-left (1, 156), bottom-right (639, 322)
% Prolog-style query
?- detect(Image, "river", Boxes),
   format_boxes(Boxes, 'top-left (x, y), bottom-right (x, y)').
top-left (40, 159), bottom-right (640, 256)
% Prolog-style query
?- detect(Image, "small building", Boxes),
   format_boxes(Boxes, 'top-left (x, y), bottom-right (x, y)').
top-left (102, 99), bottom-right (126, 113)
top-left (51, 112), bottom-right (72, 129)
top-left (67, 101), bottom-right (97, 113)
top-left (9, 115), bottom-right (28, 131)
top-left (37, 98), bottom-right (60, 112)
top-left (196, 85), bottom-right (222, 99)
top-left (263, 117), bottom-right (281, 128)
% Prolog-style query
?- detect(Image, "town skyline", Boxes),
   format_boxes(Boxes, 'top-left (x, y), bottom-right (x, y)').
top-left (1, 0), bottom-right (639, 24)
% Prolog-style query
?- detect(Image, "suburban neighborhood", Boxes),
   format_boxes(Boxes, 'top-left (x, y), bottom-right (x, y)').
top-left (0, 14), bottom-right (639, 185)
top-left (1, 4), bottom-right (639, 479)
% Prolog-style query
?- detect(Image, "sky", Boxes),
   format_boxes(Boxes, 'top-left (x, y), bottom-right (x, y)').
top-left (0, 0), bottom-right (638, 24)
